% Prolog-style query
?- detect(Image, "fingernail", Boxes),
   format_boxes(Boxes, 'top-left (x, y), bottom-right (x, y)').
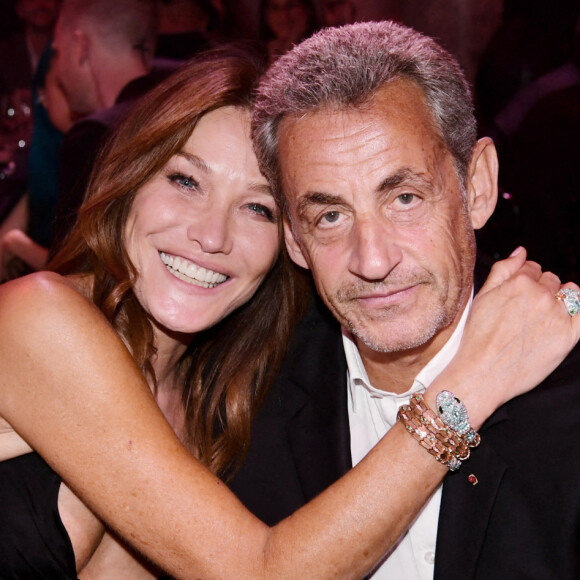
top-left (509, 246), bottom-right (523, 257)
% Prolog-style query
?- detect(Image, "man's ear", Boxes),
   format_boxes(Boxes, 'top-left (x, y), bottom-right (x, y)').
top-left (466, 137), bottom-right (499, 230)
top-left (283, 217), bottom-right (310, 269)
top-left (72, 29), bottom-right (90, 65)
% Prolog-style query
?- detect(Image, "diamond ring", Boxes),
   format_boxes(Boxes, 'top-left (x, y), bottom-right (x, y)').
top-left (555, 288), bottom-right (580, 317)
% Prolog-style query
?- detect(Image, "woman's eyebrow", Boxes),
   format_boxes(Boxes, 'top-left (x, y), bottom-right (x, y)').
top-left (175, 151), bottom-right (212, 173)
top-left (175, 151), bottom-right (272, 196)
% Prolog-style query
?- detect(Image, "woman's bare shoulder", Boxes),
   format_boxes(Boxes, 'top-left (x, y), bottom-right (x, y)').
top-left (0, 271), bottom-right (146, 446)
top-left (0, 271), bottom-right (127, 410)
top-left (0, 271), bottom-right (90, 305)
top-left (0, 272), bottom-right (101, 333)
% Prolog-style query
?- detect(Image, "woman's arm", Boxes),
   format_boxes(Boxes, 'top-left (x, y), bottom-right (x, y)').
top-left (0, 251), bottom-right (578, 580)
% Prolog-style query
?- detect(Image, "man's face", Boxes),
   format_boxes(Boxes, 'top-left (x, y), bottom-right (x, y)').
top-left (279, 80), bottom-right (486, 360)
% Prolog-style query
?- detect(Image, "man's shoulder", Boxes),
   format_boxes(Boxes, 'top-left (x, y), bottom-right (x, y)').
top-left (515, 341), bottom-right (580, 410)
top-left (262, 293), bottom-right (346, 414)
top-left (283, 294), bottom-right (344, 369)
top-left (484, 341), bottom-right (580, 452)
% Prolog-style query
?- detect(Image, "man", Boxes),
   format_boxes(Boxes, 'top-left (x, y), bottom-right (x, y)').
top-left (229, 21), bottom-right (580, 579)
top-left (49, 0), bottom-right (162, 248)
top-left (51, 0), bottom-right (156, 122)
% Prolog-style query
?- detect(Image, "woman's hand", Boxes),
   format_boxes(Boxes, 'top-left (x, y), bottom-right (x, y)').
top-left (427, 247), bottom-right (580, 428)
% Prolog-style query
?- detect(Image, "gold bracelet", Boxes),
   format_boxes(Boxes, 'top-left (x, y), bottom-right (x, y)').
top-left (397, 394), bottom-right (471, 471)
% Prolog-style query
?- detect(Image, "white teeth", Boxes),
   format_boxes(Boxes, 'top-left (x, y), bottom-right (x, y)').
top-left (160, 252), bottom-right (228, 288)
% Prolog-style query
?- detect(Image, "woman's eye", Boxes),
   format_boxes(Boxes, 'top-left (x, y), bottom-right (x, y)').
top-left (248, 203), bottom-right (276, 222)
top-left (169, 173), bottom-right (198, 190)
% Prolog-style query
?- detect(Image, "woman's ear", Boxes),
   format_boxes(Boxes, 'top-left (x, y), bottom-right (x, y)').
top-left (467, 137), bottom-right (499, 230)
top-left (283, 217), bottom-right (310, 269)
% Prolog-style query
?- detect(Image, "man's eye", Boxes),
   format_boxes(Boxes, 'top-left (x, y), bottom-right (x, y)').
top-left (396, 193), bottom-right (417, 205)
top-left (169, 173), bottom-right (198, 189)
top-left (322, 211), bottom-right (341, 223)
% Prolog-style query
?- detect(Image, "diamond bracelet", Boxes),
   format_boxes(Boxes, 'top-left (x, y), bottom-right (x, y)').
top-left (435, 390), bottom-right (481, 448)
top-left (397, 394), bottom-right (472, 471)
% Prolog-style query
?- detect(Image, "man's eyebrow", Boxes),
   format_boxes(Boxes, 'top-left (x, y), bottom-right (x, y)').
top-left (296, 168), bottom-right (430, 213)
top-left (377, 167), bottom-right (430, 192)
top-left (297, 191), bottom-right (344, 218)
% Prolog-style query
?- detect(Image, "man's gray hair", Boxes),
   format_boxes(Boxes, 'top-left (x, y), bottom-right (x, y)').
top-left (252, 20), bottom-right (477, 210)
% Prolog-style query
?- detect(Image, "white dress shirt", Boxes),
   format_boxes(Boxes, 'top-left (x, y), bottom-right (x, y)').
top-left (344, 294), bottom-right (472, 580)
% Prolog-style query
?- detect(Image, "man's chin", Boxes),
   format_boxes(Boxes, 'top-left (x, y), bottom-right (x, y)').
top-left (346, 315), bottom-right (441, 354)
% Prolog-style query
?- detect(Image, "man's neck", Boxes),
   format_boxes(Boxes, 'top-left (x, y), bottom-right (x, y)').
top-left (97, 61), bottom-right (149, 110)
top-left (356, 302), bottom-right (470, 394)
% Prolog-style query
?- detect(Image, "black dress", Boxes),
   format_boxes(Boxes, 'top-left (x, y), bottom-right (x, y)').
top-left (0, 453), bottom-right (78, 578)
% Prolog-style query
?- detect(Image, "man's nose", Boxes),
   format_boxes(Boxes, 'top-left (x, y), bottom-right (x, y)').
top-left (347, 216), bottom-right (402, 281)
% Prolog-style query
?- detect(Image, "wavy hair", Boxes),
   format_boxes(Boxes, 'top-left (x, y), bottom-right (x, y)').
top-left (49, 45), bottom-right (310, 478)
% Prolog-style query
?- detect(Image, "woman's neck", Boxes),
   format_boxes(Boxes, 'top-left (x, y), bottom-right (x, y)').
top-left (150, 329), bottom-right (190, 440)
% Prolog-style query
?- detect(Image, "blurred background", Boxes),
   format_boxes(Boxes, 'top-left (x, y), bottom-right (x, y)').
top-left (1, 0), bottom-right (579, 282)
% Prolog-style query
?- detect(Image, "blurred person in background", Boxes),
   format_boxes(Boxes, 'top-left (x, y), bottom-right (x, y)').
top-left (0, 46), bottom-right (72, 282)
top-left (154, 0), bottom-right (219, 60)
top-left (319, 0), bottom-right (357, 27)
top-left (0, 0), bottom-right (61, 238)
top-left (0, 0), bottom-right (60, 97)
top-left (258, 0), bottom-right (319, 65)
top-left (50, 0), bottom-right (158, 251)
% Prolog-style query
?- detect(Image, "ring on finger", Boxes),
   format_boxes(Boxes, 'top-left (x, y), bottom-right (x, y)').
top-left (555, 288), bottom-right (580, 317)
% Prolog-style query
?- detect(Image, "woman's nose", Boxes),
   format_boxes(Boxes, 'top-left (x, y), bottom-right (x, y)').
top-left (186, 209), bottom-right (233, 254)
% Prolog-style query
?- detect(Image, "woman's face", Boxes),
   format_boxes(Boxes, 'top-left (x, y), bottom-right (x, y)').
top-left (125, 106), bottom-right (280, 337)
top-left (265, 0), bottom-right (310, 41)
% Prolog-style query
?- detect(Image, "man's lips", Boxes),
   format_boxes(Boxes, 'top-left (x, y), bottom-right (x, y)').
top-left (352, 284), bottom-right (420, 304)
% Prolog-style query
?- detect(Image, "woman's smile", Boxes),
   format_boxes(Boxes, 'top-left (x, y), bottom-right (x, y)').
top-left (160, 251), bottom-right (228, 288)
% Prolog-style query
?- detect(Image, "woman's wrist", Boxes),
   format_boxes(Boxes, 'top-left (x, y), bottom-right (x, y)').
top-left (424, 372), bottom-right (496, 432)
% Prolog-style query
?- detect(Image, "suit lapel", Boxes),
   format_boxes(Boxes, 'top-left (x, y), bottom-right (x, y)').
top-left (434, 407), bottom-right (509, 579)
top-left (283, 297), bottom-right (352, 500)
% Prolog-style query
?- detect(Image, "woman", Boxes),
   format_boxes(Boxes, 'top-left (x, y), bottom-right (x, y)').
top-left (0, 46), bottom-right (578, 579)
top-left (258, 0), bottom-right (319, 65)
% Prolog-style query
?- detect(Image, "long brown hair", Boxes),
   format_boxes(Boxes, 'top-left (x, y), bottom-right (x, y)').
top-left (49, 45), bottom-right (310, 478)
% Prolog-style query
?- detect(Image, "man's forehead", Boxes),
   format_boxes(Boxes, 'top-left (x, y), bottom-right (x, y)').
top-left (277, 81), bottom-right (437, 173)
top-left (276, 81), bottom-right (458, 214)
top-left (278, 79), bottom-right (432, 142)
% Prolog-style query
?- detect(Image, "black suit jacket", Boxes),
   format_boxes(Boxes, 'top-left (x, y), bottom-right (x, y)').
top-left (230, 293), bottom-right (580, 579)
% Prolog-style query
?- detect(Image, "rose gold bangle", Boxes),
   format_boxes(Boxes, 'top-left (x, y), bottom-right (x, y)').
top-left (397, 394), bottom-right (471, 471)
